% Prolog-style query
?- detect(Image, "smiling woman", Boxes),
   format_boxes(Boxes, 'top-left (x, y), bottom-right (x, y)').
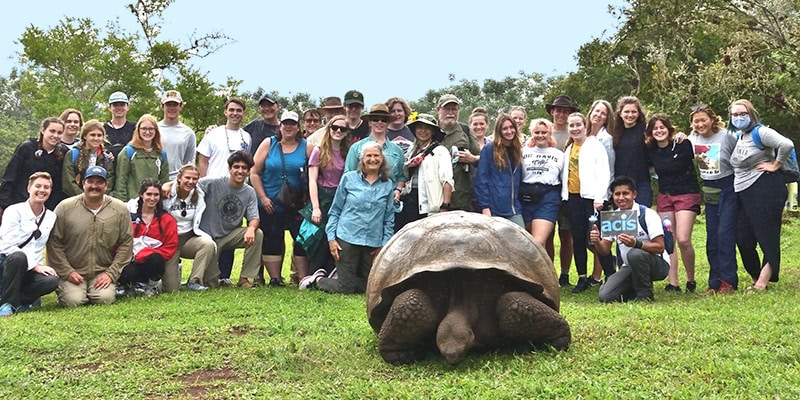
top-left (114, 114), bottom-right (170, 202)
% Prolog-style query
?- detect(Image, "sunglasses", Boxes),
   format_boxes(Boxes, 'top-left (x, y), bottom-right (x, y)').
top-left (180, 200), bottom-right (187, 217)
top-left (371, 117), bottom-right (390, 123)
top-left (330, 125), bottom-right (350, 133)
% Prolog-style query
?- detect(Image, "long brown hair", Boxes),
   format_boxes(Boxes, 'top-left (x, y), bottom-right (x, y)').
top-left (492, 114), bottom-right (522, 171)
top-left (319, 115), bottom-right (352, 169)
top-left (130, 114), bottom-right (163, 152)
top-left (644, 114), bottom-right (676, 150)
top-left (611, 96), bottom-right (646, 148)
top-left (74, 120), bottom-right (107, 185)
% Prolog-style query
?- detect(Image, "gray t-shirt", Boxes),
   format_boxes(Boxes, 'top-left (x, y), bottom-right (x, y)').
top-left (159, 120), bottom-right (197, 180)
top-left (729, 125), bottom-right (794, 192)
top-left (198, 177), bottom-right (259, 238)
top-left (388, 126), bottom-right (415, 155)
top-left (552, 127), bottom-right (569, 151)
top-left (689, 129), bottom-right (736, 182)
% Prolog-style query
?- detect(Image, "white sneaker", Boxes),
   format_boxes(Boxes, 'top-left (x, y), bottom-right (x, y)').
top-left (299, 269), bottom-right (326, 290)
top-left (328, 268), bottom-right (337, 280)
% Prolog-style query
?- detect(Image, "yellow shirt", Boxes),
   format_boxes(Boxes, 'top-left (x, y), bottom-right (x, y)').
top-left (568, 143), bottom-right (581, 194)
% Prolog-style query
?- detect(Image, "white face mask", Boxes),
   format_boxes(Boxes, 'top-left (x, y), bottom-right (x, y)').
top-left (732, 115), bottom-right (751, 130)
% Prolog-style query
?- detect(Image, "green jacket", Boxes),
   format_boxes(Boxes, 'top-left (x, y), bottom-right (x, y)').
top-left (62, 147), bottom-right (116, 197)
top-left (113, 145), bottom-right (170, 201)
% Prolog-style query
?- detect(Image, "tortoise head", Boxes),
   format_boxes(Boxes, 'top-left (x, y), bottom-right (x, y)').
top-left (436, 308), bottom-right (475, 365)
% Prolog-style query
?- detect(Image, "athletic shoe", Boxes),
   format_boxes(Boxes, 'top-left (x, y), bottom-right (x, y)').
top-left (664, 284), bottom-right (682, 293)
top-left (218, 278), bottom-right (234, 287)
top-left (187, 282), bottom-right (209, 291)
top-left (685, 281), bottom-right (697, 293)
top-left (299, 269), bottom-right (327, 290)
top-left (588, 277), bottom-right (603, 287)
top-left (572, 277), bottom-right (590, 294)
top-left (559, 274), bottom-right (571, 287)
top-left (0, 303), bottom-right (13, 317)
top-left (328, 268), bottom-right (338, 280)
top-left (269, 278), bottom-right (286, 287)
top-left (253, 278), bottom-right (267, 287)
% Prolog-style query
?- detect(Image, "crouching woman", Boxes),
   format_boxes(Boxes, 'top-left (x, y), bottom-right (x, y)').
top-left (300, 142), bottom-right (395, 293)
top-left (118, 179), bottom-right (178, 297)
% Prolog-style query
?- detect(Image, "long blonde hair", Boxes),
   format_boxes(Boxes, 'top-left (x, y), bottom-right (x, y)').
top-left (130, 114), bottom-right (163, 152)
top-left (319, 115), bottom-right (352, 169)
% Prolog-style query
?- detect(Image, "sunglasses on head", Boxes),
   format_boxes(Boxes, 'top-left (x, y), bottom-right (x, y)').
top-left (330, 125), bottom-right (350, 133)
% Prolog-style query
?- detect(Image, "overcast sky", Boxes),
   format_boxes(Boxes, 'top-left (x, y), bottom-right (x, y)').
top-left (1, 0), bottom-right (625, 103)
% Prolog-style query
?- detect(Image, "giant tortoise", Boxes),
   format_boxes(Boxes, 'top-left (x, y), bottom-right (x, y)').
top-left (366, 211), bottom-right (571, 365)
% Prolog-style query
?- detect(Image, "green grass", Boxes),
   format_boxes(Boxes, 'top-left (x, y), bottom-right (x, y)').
top-left (2, 217), bottom-right (800, 399)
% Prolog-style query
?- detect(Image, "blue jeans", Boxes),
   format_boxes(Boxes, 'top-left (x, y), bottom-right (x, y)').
top-left (703, 176), bottom-right (739, 289)
top-left (636, 180), bottom-right (653, 208)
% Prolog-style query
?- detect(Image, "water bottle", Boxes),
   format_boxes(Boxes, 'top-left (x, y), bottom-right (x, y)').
top-left (587, 212), bottom-right (599, 246)
top-left (662, 215), bottom-right (672, 232)
top-left (450, 146), bottom-right (460, 164)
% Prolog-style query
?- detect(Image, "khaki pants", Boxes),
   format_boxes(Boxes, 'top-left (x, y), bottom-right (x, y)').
top-left (162, 233), bottom-right (217, 292)
top-left (57, 275), bottom-right (116, 307)
top-left (206, 227), bottom-right (263, 287)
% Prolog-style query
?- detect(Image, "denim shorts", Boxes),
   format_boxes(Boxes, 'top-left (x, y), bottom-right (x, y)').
top-left (522, 188), bottom-right (562, 223)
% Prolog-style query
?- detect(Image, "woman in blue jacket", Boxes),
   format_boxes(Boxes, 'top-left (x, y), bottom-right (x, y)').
top-left (474, 114), bottom-right (523, 227)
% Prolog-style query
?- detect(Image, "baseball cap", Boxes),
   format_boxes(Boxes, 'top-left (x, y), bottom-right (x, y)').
top-left (160, 90), bottom-right (183, 104)
top-left (280, 110), bottom-right (299, 123)
top-left (437, 94), bottom-right (461, 108)
top-left (108, 91), bottom-right (129, 104)
top-left (344, 90), bottom-right (364, 106)
top-left (83, 166), bottom-right (108, 181)
top-left (259, 92), bottom-right (278, 104)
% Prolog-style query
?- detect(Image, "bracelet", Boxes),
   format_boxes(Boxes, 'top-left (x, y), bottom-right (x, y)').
top-left (394, 187), bottom-right (402, 193)
top-left (634, 239), bottom-right (643, 249)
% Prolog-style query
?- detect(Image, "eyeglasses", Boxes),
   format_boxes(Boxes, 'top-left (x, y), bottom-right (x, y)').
top-left (180, 200), bottom-right (187, 217)
top-left (731, 112), bottom-right (749, 118)
top-left (330, 125), bottom-right (350, 133)
top-left (371, 117), bottom-right (389, 123)
top-left (139, 127), bottom-right (156, 133)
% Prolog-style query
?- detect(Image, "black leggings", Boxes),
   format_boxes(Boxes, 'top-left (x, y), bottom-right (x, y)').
top-left (119, 253), bottom-right (165, 285)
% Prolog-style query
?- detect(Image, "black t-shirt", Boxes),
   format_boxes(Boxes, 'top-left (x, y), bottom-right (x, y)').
top-left (244, 119), bottom-right (279, 156)
top-left (104, 121), bottom-right (136, 159)
top-left (350, 121), bottom-right (370, 143)
top-left (614, 122), bottom-right (649, 183)
top-left (647, 140), bottom-right (700, 195)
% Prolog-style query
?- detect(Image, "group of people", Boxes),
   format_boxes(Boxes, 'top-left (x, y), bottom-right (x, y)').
top-left (0, 88), bottom-right (794, 316)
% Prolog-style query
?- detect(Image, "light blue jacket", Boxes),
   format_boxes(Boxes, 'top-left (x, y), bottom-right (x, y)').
top-left (326, 171), bottom-right (395, 247)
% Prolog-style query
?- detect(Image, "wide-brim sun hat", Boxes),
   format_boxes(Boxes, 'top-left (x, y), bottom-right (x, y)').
top-left (360, 103), bottom-right (392, 123)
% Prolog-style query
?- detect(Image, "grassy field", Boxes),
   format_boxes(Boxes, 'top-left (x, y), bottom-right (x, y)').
top-left (1, 215), bottom-right (799, 399)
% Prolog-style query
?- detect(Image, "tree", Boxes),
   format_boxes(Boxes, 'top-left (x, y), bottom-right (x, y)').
top-left (16, 0), bottom-right (230, 128)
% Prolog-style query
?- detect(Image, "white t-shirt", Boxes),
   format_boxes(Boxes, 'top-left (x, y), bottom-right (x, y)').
top-left (522, 146), bottom-right (563, 185)
top-left (196, 126), bottom-right (251, 178)
top-left (613, 202), bottom-right (669, 265)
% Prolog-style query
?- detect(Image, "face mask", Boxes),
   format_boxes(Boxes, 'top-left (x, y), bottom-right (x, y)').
top-left (732, 115), bottom-right (751, 130)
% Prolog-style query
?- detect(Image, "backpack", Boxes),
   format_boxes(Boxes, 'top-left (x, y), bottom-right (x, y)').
top-left (742, 124), bottom-right (800, 183)
top-left (615, 204), bottom-right (674, 266)
top-left (123, 145), bottom-right (167, 173)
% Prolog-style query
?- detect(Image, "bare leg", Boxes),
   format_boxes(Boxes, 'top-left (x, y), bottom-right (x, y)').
top-left (531, 219), bottom-right (555, 247)
top-left (659, 211), bottom-right (680, 287)
top-left (675, 210), bottom-right (697, 283)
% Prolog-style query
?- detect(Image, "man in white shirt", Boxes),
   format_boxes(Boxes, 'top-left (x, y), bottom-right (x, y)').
top-left (591, 176), bottom-right (669, 302)
top-left (197, 97), bottom-right (251, 178)
top-left (158, 90), bottom-right (196, 180)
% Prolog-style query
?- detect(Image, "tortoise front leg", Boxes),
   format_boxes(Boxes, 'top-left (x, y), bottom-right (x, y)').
top-left (496, 291), bottom-right (571, 351)
top-left (378, 288), bottom-right (439, 364)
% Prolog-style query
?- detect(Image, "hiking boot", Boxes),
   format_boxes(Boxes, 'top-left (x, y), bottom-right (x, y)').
top-left (572, 277), bottom-right (590, 294)
top-left (187, 282), bottom-right (209, 291)
top-left (559, 274), bottom-right (571, 287)
top-left (588, 277), bottom-right (603, 287)
top-left (664, 283), bottom-right (682, 293)
top-left (269, 278), bottom-right (286, 288)
top-left (299, 269), bottom-right (327, 290)
top-left (685, 281), bottom-right (697, 293)
top-left (237, 278), bottom-right (253, 289)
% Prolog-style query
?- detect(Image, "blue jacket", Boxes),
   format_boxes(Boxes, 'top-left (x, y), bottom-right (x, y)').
top-left (474, 142), bottom-right (522, 217)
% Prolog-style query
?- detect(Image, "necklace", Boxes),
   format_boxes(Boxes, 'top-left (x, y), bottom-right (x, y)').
top-left (225, 128), bottom-right (246, 152)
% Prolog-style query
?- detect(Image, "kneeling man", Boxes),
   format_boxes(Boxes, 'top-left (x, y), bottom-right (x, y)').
top-left (591, 176), bottom-right (669, 302)
top-left (48, 166), bottom-right (133, 306)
